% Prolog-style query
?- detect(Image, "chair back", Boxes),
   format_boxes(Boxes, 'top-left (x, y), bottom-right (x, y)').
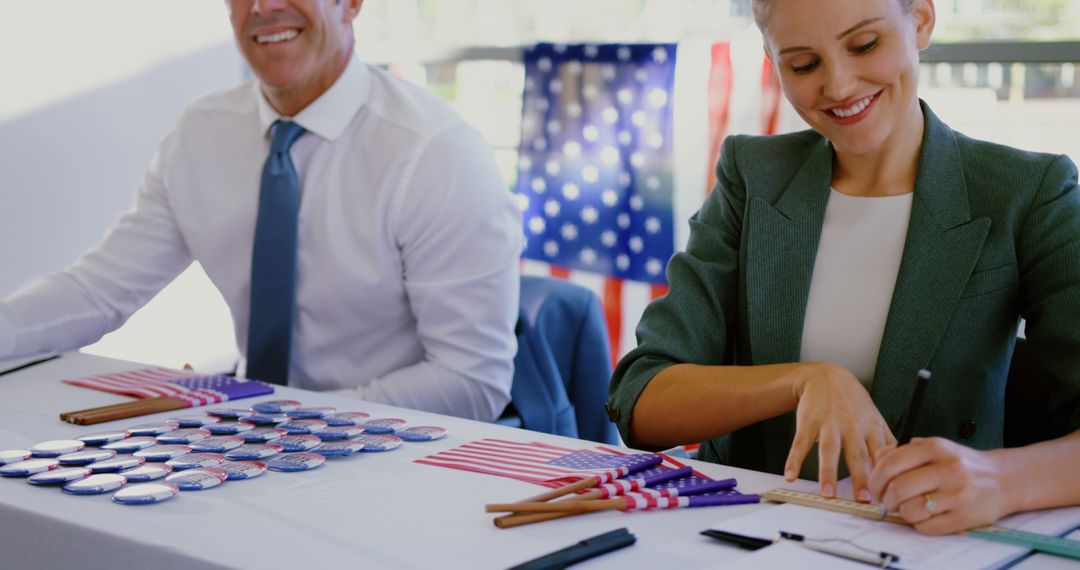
top-left (1004, 336), bottom-right (1063, 447)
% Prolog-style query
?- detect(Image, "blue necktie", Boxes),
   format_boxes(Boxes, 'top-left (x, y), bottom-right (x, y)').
top-left (246, 120), bottom-right (306, 385)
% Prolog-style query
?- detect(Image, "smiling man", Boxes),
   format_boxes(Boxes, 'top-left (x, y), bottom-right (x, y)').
top-left (0, 0), bottom-right (522, 421)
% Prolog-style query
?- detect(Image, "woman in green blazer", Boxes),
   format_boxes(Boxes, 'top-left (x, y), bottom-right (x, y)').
top-left (608, 0), bottom-right (1080, 534)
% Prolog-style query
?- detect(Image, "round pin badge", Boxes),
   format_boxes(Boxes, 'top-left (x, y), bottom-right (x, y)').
top-left (278, 419), bottom-right (329, 435)
top-left (314, 426), bottom-right (365, 441)
top-left (188, 436), bottom-right (244, 453)
top-left (312, 441), bottom-right (365, 457)
top-left (165, 467), bottom-right (227, 491)
top-left (286, 406), bottom-right (336, 419)
top-left (89, 455), bottom-right (145, 473)
top-left (0, 458), bottom-right (59, 477)
top-left (204, 407), bottom-right (252, 419)
top-left (323, 412), bottom-right (371, 427)
top-left (112, 482), bottom-right (180, 505)
top-left (361, 418), bottom-right (407, 434)
top-left (276, 435), bottom-right (322, 452)
top-left (121, 463), bottom-right (173, 482)
top-left (225, 444), bottom-right (283, 461)
top-left (205, 421), bottom-right (255, 435)
top-left (243, 413), bottom-right (289, 425)
top-left (354, 434), bottom-right (403, 452)
top-left (221, 461), bottom-right (267, 481)
top-left (77, 431), bottom-right (130, 446)
top-left (62, 473), bottom-right (126, 495)
top-left (169, 414), bottom-right (220, 428)
top-left (102, 436), bottom-right (158, 453)
top-left (134, 445), bottom-right (192, 462)
top-left (266, 452), bottom-right (326, 472)
top-left (125, 422), bottom-right (178, 436)
top-left (242, 428), bottom-right (286, 443)
top-left (0, 450), bottom-right (32, 465)
top-left (57, 449), bottom-right (117, 466)
top-left (29, 440), bottom-right (85, 458)
top-left (166, 453), bottom-right (226, 471)
top-left (28, 467), bottom-right (91, 486)
top-left (396, 426), bottom-right (448, 442)
top-left (251, 400), bottom-right (302, 414)
top-left (156, 429), bottom-right (211, 445)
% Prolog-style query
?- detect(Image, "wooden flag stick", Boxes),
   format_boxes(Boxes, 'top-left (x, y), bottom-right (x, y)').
top-left (494, 510), bottom-right (582, 529)
top-left (515, 476), bottom-right (603, 504)
top-left (487, 498), bottom-right (627, 514)
top-left (60, 396), bottom-right (189, 425)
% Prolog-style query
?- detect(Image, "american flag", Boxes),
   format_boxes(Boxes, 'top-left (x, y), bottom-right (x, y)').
top-left (62, 367), bottom-right (273, 407)
top-left (414, 438), bottom-right (688, 488)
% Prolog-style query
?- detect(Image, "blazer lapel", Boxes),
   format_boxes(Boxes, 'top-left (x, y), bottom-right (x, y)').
top-left (871, 104), bottom-right (991, 427)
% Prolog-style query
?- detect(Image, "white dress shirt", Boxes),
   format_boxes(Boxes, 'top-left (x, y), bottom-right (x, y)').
top-left (0, 55), bottom-right (522, 421)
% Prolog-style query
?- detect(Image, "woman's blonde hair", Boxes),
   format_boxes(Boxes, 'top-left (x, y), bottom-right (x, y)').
top-left (752, 0), bottom-right (916, 29)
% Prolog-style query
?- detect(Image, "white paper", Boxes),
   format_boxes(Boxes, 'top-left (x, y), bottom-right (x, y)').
top-left (721, 541), bottom-right (869, 570)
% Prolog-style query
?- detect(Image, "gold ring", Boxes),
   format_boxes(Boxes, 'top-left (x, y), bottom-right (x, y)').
top-left (923, 493), bottom-right (938, 514)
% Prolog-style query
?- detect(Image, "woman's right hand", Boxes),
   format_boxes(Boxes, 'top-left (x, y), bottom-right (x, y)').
top-left (784, 361), bottom-right (896, 503)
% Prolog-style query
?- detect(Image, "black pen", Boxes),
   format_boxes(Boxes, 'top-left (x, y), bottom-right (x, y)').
top-left (0, 354), bottom-right (60, 378)
top-left (897, 369), bottom-right (931, 445)
top-left (509, 527), bottom-right (636, 570)
top-left (778, 531), bottom-right (900, 567)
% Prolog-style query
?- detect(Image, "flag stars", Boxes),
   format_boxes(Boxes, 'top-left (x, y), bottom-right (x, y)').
top-left (602, 107), bottom-right (619, 124)
top-left (516, 194), bottom-right (530, 212)
top-left (646, 258), bottom-right (664, 276)
top-left (580, 247), bottom-right (598, 265)
top-left (617, 213), bottom-right (631, 229)
top-left (652, 46), bottom-right (669, 63)
top-left (635, 68), bottom-right (649, 83)
top-left (562, 183), bottom-right (581, 201)
top-left (602, 188), bottom-right (619, 207)
top-left (561, 223), bottom-right (579, 241)
top-left (618, 130), bottom-right (633, 146)
top-left (583, 83), bottom-right (599, 100)
top-left (531, 177), bottom-right (547, 193)
top-left (630, 195), bottom-right (644, 211)
top-left (601, 146), bottom-right (620, 166)
top-left (566, 61), bottom-right (583, 76)
top-left (617, 47), bottom-right (632, 61)
top-left (616, 254), bottom-right (631, 271)
top-left (601, 65), bottom-right (616, 81)
top-left (648, 87), bottom-right (669, 108)
top-left (532, 138), bottom-right (547, 151)
top-left (632, 110), bottom-right (648, 128)
top-left (584, 45), bottom-right (599, 58)
top-left (528, 216), bottom-right (546, 235)
top-left (645, 175), bottom-right (660, 191)
top-left (583, 124), bottom-right (599, 142)
top-left (544, 240), bottom-right (559, 257)
top-left (563, 141), bottom-right (581, 159)
top-left (645, 216), bottom-right (662, 234)
top-left (566, 101), bottom-right (583, 118)
top-left (618, 172), bottom-right (632, 188)
top-left (546, 120), bottom-right (562, 135)
top-left (646, 132), bottom-right (664, 149)
top-left (535, 98), bottom-right (550, 112)
top-left (549, 78), bottom-right (563, 94)
top-left (601, 230), bottom-right (617, 247)
top-left (518, 156), bottom-right (533, 171)
top-left (630, 152), bottom-right (646, 169)
top-left (616, 88), bottom-right (634, 105)
top-left (545, 160), bottom-right (561, 176)
top-left (582, 165), bottom-right (599, 184)
top-left (629, 236), bottom-right (644, 253)
top-left (581, 206), bottom-right (599, 224)
top-left (537, 57), bottom-right (552, 72)
top-left (544, 199), bottom-right (561, 217)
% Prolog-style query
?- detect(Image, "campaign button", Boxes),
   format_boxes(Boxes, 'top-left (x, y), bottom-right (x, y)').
top-left (189, 436), bottom-right (245, 453)
top-left (396, 426), bottom-right (447, 442)
top-left (243, 414), bottom-right (289, 425)
top-left (77, 431), bottom-right (130, 446)
top-left (125, 422), bottom-right (178, 436)
top-left (166, 467), bottom-right (227, 491)
top-left (361, 418), bottom-right (406, 434)
top-left (276, 435), bottom-right (321, 452)
top-left (204, 407), bottom-right (252, 419)
top-left (243, 428), bottom-right (286, 443)
top-left (354, 434), bottom-right (403, 452)
top-left (169, 414), bottom-right (221, 428)
top-left (278, 419), bottom-right (328, 435)
top-left (221, 461), bottom-right (267, 481)
top-left (251, 400), bottom-right (302, 414)
top-left (28, 467), bottom-right (91, 485)
top-left (57, 449), bottom-right (117, 466)
top-left (312, 441), bottom-right (365, 457)
top-left (205, 421), bottom-right (255, 435)
top-left (156, 429), bottom-right (211, 445)
top-left (134, 445), bottom-right (192, 462)
top-left (29, 440), bottom-right (85, 458)
top-left (102, 437), bottom-right (158, 453)
top-left (286, 406), bottom-right (336, 419)
top-left (166, 453), bottom-right (226, 471)
top-left (226, 444), bottom-right (283, 461)
top-left (323, 412), bottom-right (370, 427)
top-left (0, 450), bottom-right (32, 465)
top-left (314, 426), bottom-right (365, 441)
top-left (113, 482), bottom-right (179, 505)
top-left (62, 473), bottom-right (126, 495)
top-left (89, 456), bottom-right (145, 473)
top-left (266, 452), bottom-right (325, 472)
top-left (0, 458), bottom-right (59, 477)
top-left (121, 463), bottom-right (173, 482)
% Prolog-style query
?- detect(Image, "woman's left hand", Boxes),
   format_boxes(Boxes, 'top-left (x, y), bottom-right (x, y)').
top-left (868, 437), bottom-right (1013, 535)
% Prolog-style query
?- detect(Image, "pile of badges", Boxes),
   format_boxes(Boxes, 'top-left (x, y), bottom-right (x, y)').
top-left (0, 399), bottom-right (447, 506)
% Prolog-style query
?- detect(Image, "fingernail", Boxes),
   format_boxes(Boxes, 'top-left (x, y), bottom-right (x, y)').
top-left (859, 489), bottom-right (872, 503)
top-left (784, 468), bottom-right (795, 481)
top-left (822, 483), bottom-right (834, 497)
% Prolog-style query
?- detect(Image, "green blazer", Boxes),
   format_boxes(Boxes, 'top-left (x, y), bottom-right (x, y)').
top-left (608, 102), bottom-right (1080, 474)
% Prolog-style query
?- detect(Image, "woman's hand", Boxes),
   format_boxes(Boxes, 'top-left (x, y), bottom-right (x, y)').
top-left (868, 437), bottom-right (1012, 535)
top-left (784, 361), bottom-right (895, 503)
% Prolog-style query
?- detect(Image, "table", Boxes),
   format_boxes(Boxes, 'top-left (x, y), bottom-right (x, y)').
top-left (0, 353), bottom-right (1076, 569)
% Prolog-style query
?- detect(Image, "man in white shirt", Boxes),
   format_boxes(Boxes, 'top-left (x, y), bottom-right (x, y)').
top-left (0, 0), bottom-right (522, 421)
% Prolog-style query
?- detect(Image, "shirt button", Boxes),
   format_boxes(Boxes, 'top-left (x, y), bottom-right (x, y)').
top-left (604, 403), bottom-right (621, 423)
top-left (960, 420), bottom-right (976, 440)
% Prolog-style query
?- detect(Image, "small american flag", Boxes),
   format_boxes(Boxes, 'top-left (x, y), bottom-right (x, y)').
top-left (414, 438), bottom-right (687, 488)
top-left (62, 368), bottom-right (273, 407)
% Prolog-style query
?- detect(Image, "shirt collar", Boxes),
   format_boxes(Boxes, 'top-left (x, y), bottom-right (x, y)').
top-left (255, 53), bottom-right (369, 142)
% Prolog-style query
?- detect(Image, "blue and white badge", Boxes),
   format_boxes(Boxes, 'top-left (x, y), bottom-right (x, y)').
top-left (243, 413), bottom-right (289, 425)
top-left (0, 458), bottom-right (59, 477)
top-left (0, 450), bottom-right (32, 465)
top-left (125, 422), bottom-right (178, 436)
top-left (62, 473), bottom-right (126, 495)
top-left (77, 431), bottom-right (130, 446)
top-left (28, 467), bottom-right (91, 485)
top-left (323, 412), bottom-right (370, 427)
top-left (102, 436), bottom-right (158, 453)
top-left (204, 407), bottom-right (252, 419)
top-left (243, 428), bottom-right (286, 443)
top-left (166, 452), bottom-right (226, 471)
top-left (251, 400), bottom-right (302, 414)
top-left (286, 406), bottom-right (336, 419)
top-left (266, 452), bottom-right (326, 472)
top-left (354, 434), bottom-right (403, 452)
top-left (134, 445), bottom-right (192, 462)
top-left (57, 449), bottom-right (117, 466)
top-left (166, 467), bottom-right (227, 491)
top-left (278, 419), bottom-right (329, 435)
top-left (156, 429), bottom-right (211, 445)
top-left (225, 444), bottom-right (283, 461)
top-left (89, 455), bottom-right (145, 473)
top-left (276, 435), bottom-right (322, 452)
top-left (188, 436), bottom-right (244, 453)
top-left (314, 426), bottom-right (365, 441)
top-left (221, 461), bottom-right (267, 480)
top-left (396, 426), bottom-right (448, 442)
top-left (312, 441), bottom-right (365, 457)
top-left (121, 463), bottom-right (172, 482)
top-left (29, 440), bottom-right (85, 458)
top-left (169, 414), bottom-right (220, 428)
top-left (205, 421), bottom-right (255, 435)
top-left (361, 418), bottom-right (407, 434)
top-left (112, 482), bottom-right (180, 505)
